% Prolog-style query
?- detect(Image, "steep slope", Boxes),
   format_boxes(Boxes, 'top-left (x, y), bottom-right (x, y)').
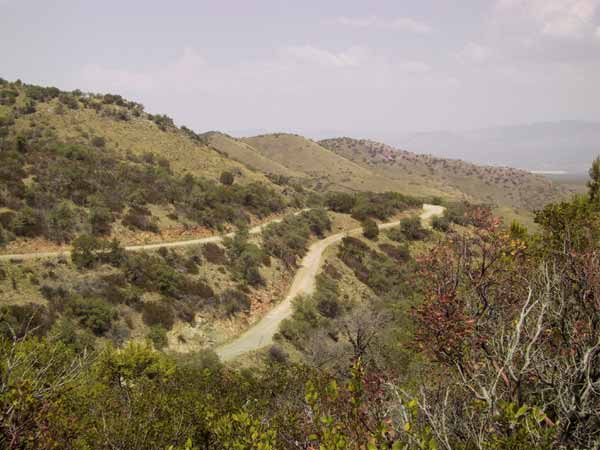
top-left (319, 137), bottom-right (570, 211)
top-left (203, 131), bottom-right (303, 178)
top-left (0, 83), bottom-right (268, 183)
top-left (0, 80), bottom-right (301, 253)
top-left (241, 133), bottom-right (447, 196)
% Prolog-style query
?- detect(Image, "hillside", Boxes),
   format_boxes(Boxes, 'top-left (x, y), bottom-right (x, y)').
top-left (396, 121), bottom-right (600, 173)
top-left (237, 133), bottom-right (448, 197)
top-left (0, 80), bottom-right (308, 253)
top-left (319, 137), bottom-right (570, 211)
top-left (202, 131), bottom-right (304, 179)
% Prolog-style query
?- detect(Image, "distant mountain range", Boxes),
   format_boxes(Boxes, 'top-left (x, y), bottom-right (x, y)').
top-left (229, 121), bottom-right (599, 175)
top-left (393, 121), bottom-right (600, 174)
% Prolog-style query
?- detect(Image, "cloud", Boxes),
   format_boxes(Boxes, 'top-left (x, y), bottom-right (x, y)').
top-left (284, 45), bottom-right (368, 68)
top-left (495, 0), bottom-right (600, 39)
top-left (456, 43), bottom-right (492, 64)
top-left (332, 15), bottom-right (432, 34)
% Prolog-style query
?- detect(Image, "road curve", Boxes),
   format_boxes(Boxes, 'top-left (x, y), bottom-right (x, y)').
top-left (0, 209), bottom-right (310, 261)
top-left (216, 203), bottom-right (444, 361)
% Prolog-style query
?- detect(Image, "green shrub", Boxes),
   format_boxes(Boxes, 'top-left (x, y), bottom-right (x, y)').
top-left (122, 208), bottom-right (159, 233)
top-left (325, 192), bottom-right (356, 213)
top-left (71, 234), bottom-right (104, 269)
top-left (361, 218), bottom-right (379, 240)
top-left (202, 243), bottom-right (227, 265)
top-left (378, 243), bottom-right (410, 263)
top-left (0, 303), bottom-right (52, 338)
top-left (90, 206), bottom-right (113, 235)
top-left (46, 201), bottom-right (77, 243)
top-left (69, 298), bottom-right (116, 335)
top-left (147, 325), bottom-right (168, 349)
top-left (399, 216), bottom-right (429, 241)
top-left (431, 215), bottom-right (450, 232)
top-left (219, 289), bottom-right (251, 317)
top-left (219, 171), bottom-right (235, 186)
top-left (142, 300), bottom-right (175, 330)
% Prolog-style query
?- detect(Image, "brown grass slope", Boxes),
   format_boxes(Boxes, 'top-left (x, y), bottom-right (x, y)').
top-left (5, 97), bottom-right (269, 185)
top-left (202, 131), bottom-right (303, 179)
top-left (319, 137), bottom-right (571, 211)
top-left (241, 133), bottom-right (447, 196)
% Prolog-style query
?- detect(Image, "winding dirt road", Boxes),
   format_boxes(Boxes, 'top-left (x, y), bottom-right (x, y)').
top-left (0, 210), bottom-right (310, 261)
top-left (216, 204), bottom-right (444, 361)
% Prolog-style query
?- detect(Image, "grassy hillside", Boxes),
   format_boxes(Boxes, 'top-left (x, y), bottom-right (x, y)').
top-left (0, 80), bottom-right (311, 252)
top-left (240, 133), bottom-right (447, 196)
top-left (319, 137), bottom-right (571, 211)
top-left (203, 131), bottom-right (304, 179)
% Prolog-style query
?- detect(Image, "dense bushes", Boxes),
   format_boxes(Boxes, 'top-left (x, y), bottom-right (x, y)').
top-left (262, 209), bottom-right (331, 266)
top-left (338, 236), bottom-right (415, 300)
top-left (69, 298), bottom-right (116, 335)
top-left (387, 216), bottom-right (430, 242)
top-left (325, 191), bottom-right (420, 221)
top-left (361, 218), bottom-right (379, 240)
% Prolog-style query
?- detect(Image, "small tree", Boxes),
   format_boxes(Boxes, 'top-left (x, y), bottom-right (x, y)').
top-left (71, 234), bottom-right (104, 269)
top-left (587, 156), bottom-right (600, 204)
top-left (219, 171), bottom-right (235, 186)
top-left (361, 218), bottom-right (379, 240)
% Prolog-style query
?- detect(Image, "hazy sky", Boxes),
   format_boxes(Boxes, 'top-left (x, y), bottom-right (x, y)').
top-left (2, 0), bottom-right (600, 135)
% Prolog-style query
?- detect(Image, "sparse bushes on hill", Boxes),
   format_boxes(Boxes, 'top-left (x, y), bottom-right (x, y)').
top-left (262, 209), bottom-right (331, 267)
top-left (219, 288), bottom-right (251, 317)
top-left (0, 91), bottom-right (291, 244)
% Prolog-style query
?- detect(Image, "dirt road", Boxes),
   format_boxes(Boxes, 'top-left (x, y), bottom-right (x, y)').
top-left (216, 204), bottom-right (444, 361)
top-left (0, 210), bottom-right (309, 261)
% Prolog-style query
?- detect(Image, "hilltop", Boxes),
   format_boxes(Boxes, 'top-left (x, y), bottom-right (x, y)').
top-left (208, 132), bottom-right (448, 197)
top-left (319, 137), bottom-right (570, 211)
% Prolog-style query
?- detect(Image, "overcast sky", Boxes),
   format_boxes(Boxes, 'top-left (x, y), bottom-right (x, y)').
top-left (2, 0), bottom-right (600, 136)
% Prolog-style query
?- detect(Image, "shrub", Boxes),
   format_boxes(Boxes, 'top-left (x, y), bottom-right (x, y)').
top-left (46, 201), bottom-right (77, 243)
top-left (69, 298), bottom-right (116, 335)
top-left (399, 216), bottom-right (429, 241)
top-left (267, 345), bottom-right (288, 364)
top-left (71, 234), bottom-right (104, 269)
top-left (378, 243), bottom-right (410, 263)
top-left (219, 289), bottom-right (251, 317)
top-left (10, 206), bottom-right (45, 238)
top-left (431, 215), bottom-right (451, 232)
top-left (91, 136), bottom-right (106, 148)
top-left (0, 303), bottom-right (52, 338)
top-left (142, 300), bottom-right (175, 330)
top-left (122, 208), bottom-right (159, 233)
top-left (326, 192), bottom-right (356, 213)
top-left (361, 218), bottom-right (379, 240)
top-left (219, 171), bottom-right (235, 186)
top-left (202, 242), bottom-right (227, 265)
top-left (147, 325), bottom-right (168, 349)
top-left (90, 206), bottom-right (113, 236)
